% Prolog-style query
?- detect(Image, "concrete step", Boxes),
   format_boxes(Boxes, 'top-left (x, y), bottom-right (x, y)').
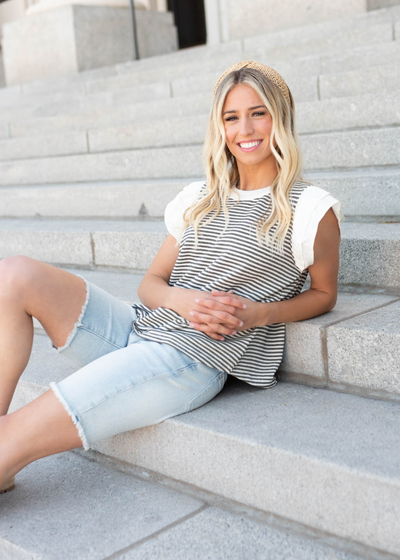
top-left (0, 169), bottom-right (399, 220)
top-left (168, 61), bottom-right (400, 103)
top-left (1, 4), bottom-right (398, 102)
top-left (1, 40), bottom-right (400, 120)
top-left (0, 127), bottom-right (398, 185)
top-left (5, 90), bottom-right (400, 140)
top-left (253, 22), bottom-right (395, 61)
top-left (0, 8), bottom-right (399, 113)
top-left (0, 216), bottom-right (399, 285)
top-left (0, 218), bottom-right (167, 270)
top-left (0, 146), bottom-right (204, 185)
top-left (0, 131), bottom-right (88, 162)
top-left (24, 266), bottom-right (400, 400)
top-left (9, 330), bottom-right (400, 556)
top-left (1, 55), bottom-right (400, 126)
top-left (1, 441), bottom-right (374, 560)
top-left (319, 62), bottom-right (400, 99)
top-left (243, 5), bottom-right (400, 52)
top-left (0, 71), bottom-right (316, 123)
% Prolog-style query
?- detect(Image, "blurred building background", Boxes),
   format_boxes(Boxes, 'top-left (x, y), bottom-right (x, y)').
top-left (2, 0), bottom-right (400, 86)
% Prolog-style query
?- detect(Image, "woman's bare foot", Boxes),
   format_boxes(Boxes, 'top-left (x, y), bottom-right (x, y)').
top-left (0, 476), bottom-right (15, 494)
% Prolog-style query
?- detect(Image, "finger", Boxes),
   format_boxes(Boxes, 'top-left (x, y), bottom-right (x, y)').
top-left (189, 322), bottom-right (226, 340)
top-left (190, 310), bottom-right (244, 328)
top-left (203, 294), bottom-right (247, 309)
top-left (190, 321), bottom-right (237, 336)
top-left (194, 298), bottom-right (238, 315)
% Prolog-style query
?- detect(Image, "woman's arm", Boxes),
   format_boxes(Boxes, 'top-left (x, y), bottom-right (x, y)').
top-left (189, 208), bottom-right (340, 333)
top-left (255, 207), bottom-right (340, 326)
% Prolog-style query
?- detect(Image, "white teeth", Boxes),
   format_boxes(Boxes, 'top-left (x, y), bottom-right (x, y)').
top-left (239, 140), bottom-right (261, 148)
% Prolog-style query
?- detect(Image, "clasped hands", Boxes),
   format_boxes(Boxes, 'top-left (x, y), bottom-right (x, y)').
top-left (174, 287), bottom-right (263, 341)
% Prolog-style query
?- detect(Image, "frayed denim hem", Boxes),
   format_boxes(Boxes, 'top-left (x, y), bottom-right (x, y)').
top-left (49, 381), bottom-right (91, 451)
top-left (53, 275), bottom-right (90, 353)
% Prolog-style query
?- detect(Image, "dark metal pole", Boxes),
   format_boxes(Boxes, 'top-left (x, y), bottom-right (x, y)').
top-left (129, 0), bottom-right (140, 60)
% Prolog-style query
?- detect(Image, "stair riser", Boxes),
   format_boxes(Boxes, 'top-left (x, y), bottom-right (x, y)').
top-left (0, 129), bottom-right (399, 184)
top-left (2, 45), bottom-right (400, 123)
top-left (0, 82), bottom-right (171, 123)
top-left (256, 22), bottom-right (394, 60)
top-left (244, 8), bottom-right (400, 51)
top-left (319, 63), bottom-right (400, 99)
top-left (281, 296), bottom-right (400, 397)
top-left (2, 59), bottom-right (400, 125)
top-left (0, 174), bottom-right (399, 218)
top-left (6, 90), bottom-right (400, 139)
top-left (0, 228), bottom-right (399, 288)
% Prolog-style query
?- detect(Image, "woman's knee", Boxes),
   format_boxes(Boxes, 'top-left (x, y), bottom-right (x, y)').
top-left (0, 256), bottom-right (40, 298)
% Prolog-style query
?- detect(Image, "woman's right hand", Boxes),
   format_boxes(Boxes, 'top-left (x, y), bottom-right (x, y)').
top-left (166, 287), bottom-right (246, 340)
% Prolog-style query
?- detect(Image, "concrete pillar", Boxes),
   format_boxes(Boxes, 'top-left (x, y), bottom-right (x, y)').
top-left (2, 4), bottom-right (178, 85)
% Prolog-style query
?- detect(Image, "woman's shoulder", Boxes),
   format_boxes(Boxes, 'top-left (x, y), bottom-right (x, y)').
top-left (290, 180), bottom-right (344, 272)
top-left (164, 181), bottom-right (206, 240)
top-left (291, 180), bottom-right (343, 220)
top-left (290, 180), bottom-right (330, 202)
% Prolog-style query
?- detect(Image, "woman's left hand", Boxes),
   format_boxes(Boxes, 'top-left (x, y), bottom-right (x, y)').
top-left (188, 289), bottom-right (263, 337)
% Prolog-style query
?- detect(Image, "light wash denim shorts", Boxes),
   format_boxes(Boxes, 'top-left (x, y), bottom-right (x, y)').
top-left (49, 276), bottom-right (228, 451)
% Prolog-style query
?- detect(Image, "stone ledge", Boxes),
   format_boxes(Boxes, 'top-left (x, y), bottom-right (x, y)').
top-left (20, 265), bottom-right (400, 398)
top-left (10, 360), bottom-right (400, 556)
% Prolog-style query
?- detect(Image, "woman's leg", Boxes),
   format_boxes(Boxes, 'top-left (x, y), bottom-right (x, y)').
top-left (0, 255), bottom-right (87, 416)
top-left (0, 260), bottom-right (138, 489)
top-left (0, 389), bottom-right (83, 488)
top-left (0, 339), bottom-right (227, 490)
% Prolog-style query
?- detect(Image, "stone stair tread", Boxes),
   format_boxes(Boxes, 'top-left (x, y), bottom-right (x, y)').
top-left (0, 219), bottom-right (399, 287)
top-left (0, 451), bottom-right (204, 560)
top-left (243, 4), bottom-right (400, 50)
top-left (21, 265), bottom-right (400, 399)
top-left (0, 131), bottom-right (399, 187)
top-left (0, 217), bottom-right (167, 233)
top-left (0, 216), bottom-right (398, 236)
top-left (0, 171), bottom-right (399, 219)
top-left (10, 333), bottom-right (400, 555)
top-left (0, 90), bottom-right (399, 137)
top-left (0, 452), bottom-right (367, 560)
top-left (1, 43), bottom-right (400, 118)
top-left (4, 89), bottom-right (400, 139)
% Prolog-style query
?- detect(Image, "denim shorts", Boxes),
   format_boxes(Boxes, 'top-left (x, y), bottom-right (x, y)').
top-left (49, 276), bottom-right (228, 451)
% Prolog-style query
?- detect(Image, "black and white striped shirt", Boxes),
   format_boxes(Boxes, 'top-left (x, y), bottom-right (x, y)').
top-left (131, 180), bottom-right (342, 388)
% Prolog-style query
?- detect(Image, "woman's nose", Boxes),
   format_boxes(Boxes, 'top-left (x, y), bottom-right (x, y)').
top-left (239, 117), bottom-right (254, 135)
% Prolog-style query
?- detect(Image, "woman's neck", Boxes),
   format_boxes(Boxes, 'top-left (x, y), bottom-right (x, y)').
top-left (235, 161), bottom-right (278, 191)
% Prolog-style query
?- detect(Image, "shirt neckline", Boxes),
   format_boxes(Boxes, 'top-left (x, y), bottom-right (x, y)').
top-left (230, 185), bottom-right (271, 200)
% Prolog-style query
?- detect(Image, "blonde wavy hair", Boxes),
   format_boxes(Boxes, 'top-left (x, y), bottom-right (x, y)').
top-left (178, 66), bottom-right (306, 252)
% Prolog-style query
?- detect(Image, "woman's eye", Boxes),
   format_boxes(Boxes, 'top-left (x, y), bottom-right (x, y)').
top-left (224, 111), bottom-right (266, 122)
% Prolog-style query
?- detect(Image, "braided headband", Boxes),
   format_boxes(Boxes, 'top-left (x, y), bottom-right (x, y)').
top-left (213, 60), bottom-right (292, 108)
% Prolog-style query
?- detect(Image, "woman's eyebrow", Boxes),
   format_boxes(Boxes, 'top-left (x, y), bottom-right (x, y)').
top-left (223, 105), bottom-right (266, 116)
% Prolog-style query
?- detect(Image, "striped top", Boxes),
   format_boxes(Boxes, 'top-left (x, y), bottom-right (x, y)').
top-left (131, 180), bottom-right (342, 388)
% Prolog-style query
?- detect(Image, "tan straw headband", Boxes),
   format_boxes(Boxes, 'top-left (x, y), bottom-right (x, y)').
top-left (213, 61), bottom-right (292, 108)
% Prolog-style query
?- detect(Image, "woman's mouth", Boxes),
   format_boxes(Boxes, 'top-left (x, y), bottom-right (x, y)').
top-left (237, 140), bottom-right (263, 152)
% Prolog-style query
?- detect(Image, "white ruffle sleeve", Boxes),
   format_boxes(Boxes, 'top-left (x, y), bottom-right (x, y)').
top-left (292, 185), bottom-right (344, 272)
top-left (164, 181), bottom-right (205, 241)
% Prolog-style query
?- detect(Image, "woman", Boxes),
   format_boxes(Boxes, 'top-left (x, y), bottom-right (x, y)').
top-left (0, 61), bottom-right (342, 494)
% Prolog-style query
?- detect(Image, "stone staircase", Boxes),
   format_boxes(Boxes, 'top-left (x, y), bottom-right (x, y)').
top-left (2, 4), bottom-right (400, 559)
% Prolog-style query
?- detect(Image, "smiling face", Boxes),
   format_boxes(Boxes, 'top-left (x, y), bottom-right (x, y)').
top-left (222, 83), bottom-right (278, 186)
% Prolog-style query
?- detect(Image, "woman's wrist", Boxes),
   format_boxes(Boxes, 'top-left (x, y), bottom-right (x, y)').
top-left (255, 301), bottom-right (278, 327)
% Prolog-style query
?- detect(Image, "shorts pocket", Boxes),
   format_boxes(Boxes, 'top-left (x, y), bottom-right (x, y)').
top-left (186, 370), bottom-right (227, 413)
